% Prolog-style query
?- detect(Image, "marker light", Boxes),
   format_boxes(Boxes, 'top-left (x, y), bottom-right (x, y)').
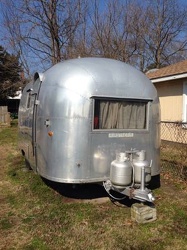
top-left (48, 131), bottom-right (53, 137)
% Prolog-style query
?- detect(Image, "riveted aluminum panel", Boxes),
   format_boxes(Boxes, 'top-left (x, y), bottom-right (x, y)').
top-left (18, 58), bottom-right (160, 183)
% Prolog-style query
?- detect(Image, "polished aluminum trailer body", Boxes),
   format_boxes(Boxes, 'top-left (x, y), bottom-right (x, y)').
top-left (18, 58), bottom-right (160, 195)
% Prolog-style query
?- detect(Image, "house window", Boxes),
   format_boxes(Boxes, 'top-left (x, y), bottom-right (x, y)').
top-left (183, 82), bottom-right (187, 124)
top-left (93, 99), bottom-right (148, 130)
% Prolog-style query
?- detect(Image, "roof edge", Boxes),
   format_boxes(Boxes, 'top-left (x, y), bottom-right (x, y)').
top-left (151, 73), bottom-right (187, 83)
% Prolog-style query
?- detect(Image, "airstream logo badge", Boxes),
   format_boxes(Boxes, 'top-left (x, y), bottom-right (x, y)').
top-left (108, 133), bottom-right (134, 138)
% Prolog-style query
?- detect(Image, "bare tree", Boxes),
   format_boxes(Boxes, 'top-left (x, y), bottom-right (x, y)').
top-left (87, 0), bottom-right (162, 69)
top-left (1, 0), bottom-right (31, 76)
top-left (1, 0), bottom-right (86, 73)
top-left (63, 0), bottom-right (90, 59)
top-left (89, 0), bottom-right (139, 63)
top-left (138, 0), bottom-right (187, 70)
top-left (1, 0), bottom-right (187, 75)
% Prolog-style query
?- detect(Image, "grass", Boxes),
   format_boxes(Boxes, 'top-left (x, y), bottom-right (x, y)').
top-left (161, 141), bottom-right (187, 180)
top-left (0, 124), bottom-right (187, 249)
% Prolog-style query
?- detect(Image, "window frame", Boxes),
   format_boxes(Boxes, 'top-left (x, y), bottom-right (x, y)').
top-left (182, 82), bottom-right (187, 129)
top-left (26, 92), bottom-right (32, 108)
top-left (92, 97), bottom-right (150, 132)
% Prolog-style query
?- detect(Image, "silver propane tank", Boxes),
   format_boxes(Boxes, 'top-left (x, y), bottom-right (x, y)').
top-left (133, 150), bottom-right (151, 184)
top-left (110, 152), bottom-right (132, 189)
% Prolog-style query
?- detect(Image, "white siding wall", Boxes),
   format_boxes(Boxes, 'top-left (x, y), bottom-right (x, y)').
top-left (183, 82), bottom-right (187, 122)
top-left (155, 80), bottom-right (183, 122)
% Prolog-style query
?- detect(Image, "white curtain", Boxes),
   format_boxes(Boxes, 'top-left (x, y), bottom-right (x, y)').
top-left (99, 101), bottom-right (146, 129)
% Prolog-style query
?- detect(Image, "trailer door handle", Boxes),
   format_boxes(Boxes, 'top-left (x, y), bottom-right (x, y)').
top-left (44, 119), bottom-right (50, 127)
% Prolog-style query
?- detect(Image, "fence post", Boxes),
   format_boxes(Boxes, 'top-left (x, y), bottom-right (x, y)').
top-left (0, 106), bottom-right (11, 127)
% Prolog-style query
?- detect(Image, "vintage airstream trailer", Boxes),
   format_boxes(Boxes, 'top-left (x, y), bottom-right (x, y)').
top-left (18, 57), bottom-right (160, 203)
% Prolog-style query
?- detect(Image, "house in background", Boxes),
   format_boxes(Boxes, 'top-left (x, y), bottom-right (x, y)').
top-left (0, 88), bottom-right (22, 118)
top-left (147, 60), bottom-right (187, 143)
top-left (7, 88), bottom-right (22, 100)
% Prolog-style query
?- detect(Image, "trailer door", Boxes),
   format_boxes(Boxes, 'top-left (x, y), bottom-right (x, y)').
top-left (31, 74), bottom-right (42, 170)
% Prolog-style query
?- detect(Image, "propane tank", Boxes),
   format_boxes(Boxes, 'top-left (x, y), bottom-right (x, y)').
top-left (110, 152), bottom-right (132, 189)
top-left (133, 150), bottom-right (151, 184)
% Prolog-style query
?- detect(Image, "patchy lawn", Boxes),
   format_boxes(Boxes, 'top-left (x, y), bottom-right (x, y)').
top-left (0, 126), bottom-right (187, 250)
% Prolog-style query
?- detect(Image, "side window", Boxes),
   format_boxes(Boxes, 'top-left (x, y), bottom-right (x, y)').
top-left (93, 99), bottom-right (148, 130)
top-left (26, 88), bottom-right (34, 109)
top-left (183, 82), bottom-right (187, 123)
top-left (27, 93), bottom-right (31, 108)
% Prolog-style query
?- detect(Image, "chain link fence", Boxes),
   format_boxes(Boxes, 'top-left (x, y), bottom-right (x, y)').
top-left (161, 121), bottom-right (187, 180)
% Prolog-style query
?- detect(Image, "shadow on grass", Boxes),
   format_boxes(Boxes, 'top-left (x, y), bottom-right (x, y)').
top-left (42, 178), bottom-right (107, 199)
top-left (41, 177), bottom-right (139, 207)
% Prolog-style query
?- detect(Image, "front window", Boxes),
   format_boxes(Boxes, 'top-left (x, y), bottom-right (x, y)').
top-left (93, 99), bottom-right (148, 130)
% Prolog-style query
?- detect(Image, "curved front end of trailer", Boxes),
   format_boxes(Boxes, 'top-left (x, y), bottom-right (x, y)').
top-left (18, 58), bottom-right (160, 202)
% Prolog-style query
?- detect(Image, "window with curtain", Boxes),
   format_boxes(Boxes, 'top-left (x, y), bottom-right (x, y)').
top-left (93, 99), bottom-right (148, 130)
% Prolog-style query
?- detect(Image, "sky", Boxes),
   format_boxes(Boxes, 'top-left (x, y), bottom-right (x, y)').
top-left (1, 0), bottom-right (187, 75)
